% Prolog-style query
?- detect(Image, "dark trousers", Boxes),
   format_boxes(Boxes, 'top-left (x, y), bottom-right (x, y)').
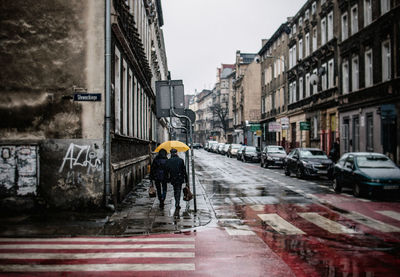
top-left (155, 181), bottom-right (167, 202)
top-left (172, 182), bottom-right (182, 208)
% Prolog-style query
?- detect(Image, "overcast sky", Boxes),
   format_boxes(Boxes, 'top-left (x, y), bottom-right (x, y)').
top-left (161, 0), bottom-right (304, 95)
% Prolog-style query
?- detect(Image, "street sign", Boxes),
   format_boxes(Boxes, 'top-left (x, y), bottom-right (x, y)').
top-left (268, 122), bottom-right (281, 132)
top-left (250, 124), bottom-right (261, 131)
top-left (74, 93), bottom-right (101, 101)
top-left (280, 117), bottom-right (289, 130)
top-left (156, 80), bottom-right (185, 118)
top-left (300, 121), bottom-right (311, 131)
top-left (256, 130), bottom-right (262, 136)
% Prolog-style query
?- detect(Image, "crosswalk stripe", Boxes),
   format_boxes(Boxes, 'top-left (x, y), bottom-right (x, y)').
top-left (0, 263), bottom-right (195, 272)
top-left (376, 210), bottom-right (400, 221)
top-left (0, 238), bottom-right (195, 242)
top-left (0, 244), bottom-right (195, 249)
top-left (298, 212), bottom-right (358, 234)
top-left (0, 252), bottom-right (195, 259)
top-left (344, 211), bottom-right (400, 233)
top-left (250, 205), bottom-right (265, 211)
top-left (258, 214), bottom-right (305, 235)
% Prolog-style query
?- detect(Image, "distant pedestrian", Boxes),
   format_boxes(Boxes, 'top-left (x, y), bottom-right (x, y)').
top-left (166, 148), bottom-right (188, 210)
top-left (150, 148), bottom-right (168, 208)
top-left (329, 138), bottom-right (340, 163)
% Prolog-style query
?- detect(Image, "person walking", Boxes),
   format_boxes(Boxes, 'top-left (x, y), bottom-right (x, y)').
top-left (150, 148), bottom-right (168, 208)
top-left (166, 148), bottom-right (188, 210)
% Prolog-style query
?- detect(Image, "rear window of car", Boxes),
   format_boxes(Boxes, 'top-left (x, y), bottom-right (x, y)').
top-left (246, 147), bottom-right (257, 152)
top-left (356, 155), bottom-right (395, 168)
top-left (300, 150), bottom-right (327, 159)
top-left (232, 144), bottom-right (241, 149)
top-left (267, 146), bottom-right (285, 154)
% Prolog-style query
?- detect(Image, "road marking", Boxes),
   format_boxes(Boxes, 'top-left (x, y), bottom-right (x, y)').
top-left (0, 252), bottom-right (195, 259)
top-left (0, 264), bottom-right (195, 272)
top-left (317, 185), bottom-right (326, 188)
top-left (0, 237), bottom-right (195, 242)
top-left (344, 211), bottom-right (400, 233)
top-left (0, 244), bottom-right (195, 249)
top-left (225, 225), bottom-right (255, 236)
top-left (298, 212), bottom-right (358, 234)
top-left (309, 182), bottom-right (317, 185)
top-left (250, 205), bottom-right (265, 211)
top-left (376, 210), bottom-right (400, 221)
top-left (258, 214), bottom-right (306, 235)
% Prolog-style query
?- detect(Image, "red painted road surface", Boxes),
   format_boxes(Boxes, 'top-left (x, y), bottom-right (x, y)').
top-left (0, 229), bottom-right (294, 277)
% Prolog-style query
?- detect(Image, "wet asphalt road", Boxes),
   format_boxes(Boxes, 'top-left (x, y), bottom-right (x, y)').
top-left (194, 149), bottom-right (400, 277)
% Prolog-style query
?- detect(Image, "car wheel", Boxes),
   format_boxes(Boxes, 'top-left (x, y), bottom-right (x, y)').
top-left (332, 177), bottom-right (342, 193)
top-left (296, 167), bottom-right (304, 179)
top-left (353, 183), bottom-right (363, 197)
top-left (284, 166), bottom-right (290, 176)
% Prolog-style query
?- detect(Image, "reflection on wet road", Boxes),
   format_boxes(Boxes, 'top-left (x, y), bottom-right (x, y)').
top-left (195, 149), bottom-right (400, 277)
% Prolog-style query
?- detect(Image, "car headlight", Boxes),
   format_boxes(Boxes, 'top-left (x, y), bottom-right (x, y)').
top-left (370, 179), bottom-right (380, 183)
top-left (267, 156), bottom-right (273, 160)
top-left (302, 161), bottom-right (313, 168)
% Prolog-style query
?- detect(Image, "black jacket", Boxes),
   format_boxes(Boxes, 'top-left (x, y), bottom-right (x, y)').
top-left (150, 155), bottom-right (168, 182)
top-left (166, 155), bottom-right (188, 184)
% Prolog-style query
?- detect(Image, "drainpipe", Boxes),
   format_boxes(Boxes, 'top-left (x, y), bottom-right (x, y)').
top-left (105, 0), bottom-right (113, 210)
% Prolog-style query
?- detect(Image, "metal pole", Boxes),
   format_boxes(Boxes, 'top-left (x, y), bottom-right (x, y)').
top-left (169, 83), bottom-right (197, 212)
top-left (104, 0), bottom-right (112, 208)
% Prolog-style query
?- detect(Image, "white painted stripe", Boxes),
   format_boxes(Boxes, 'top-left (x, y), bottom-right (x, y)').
top-left (225, 227), bottom-right (255, 236)
top-left (0, 244), bottom-right (194, 250)
top-left (345, 211), bottom-right (400, 233)
top-left (298, 212), bottom-right (358, 234)
top-left (0, 238), bottom-right (195, 243)
top-left (258, 214), bottom-right (305, 235)
top-left (376, 210), bottom-right (400, 221)
top-left (0, 263), bottom-right (195, 272)
top-left (250, 205), bottom-right (265, 211)
top-left (356, 198), bottom-right (371, 202)
top-left (0, 252), bottom-right (195, 259)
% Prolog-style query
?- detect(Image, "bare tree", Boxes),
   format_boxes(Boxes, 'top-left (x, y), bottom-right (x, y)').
top-left (210, 102), bottom-right (229, 137)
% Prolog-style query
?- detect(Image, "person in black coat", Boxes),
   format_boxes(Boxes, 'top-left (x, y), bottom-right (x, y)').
top-left (166, 148), bottom-right (188, 210)
top-left (150, 148), bottom-right (168, 208)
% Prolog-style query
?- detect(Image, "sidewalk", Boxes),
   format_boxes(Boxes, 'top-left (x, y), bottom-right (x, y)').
top-left (0, 176), bottom-right (214, 237)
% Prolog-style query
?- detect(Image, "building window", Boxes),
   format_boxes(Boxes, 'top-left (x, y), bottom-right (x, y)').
top-left (351, 5), bottom-right (358, 35)
top-left (114, 48), bottom-right (121, 134)
top-left (353, 116), bottom-right (360, 152)
top-left (342, 59), bottom-right (349, 94)
top-left (312, 69), bottom-right (318, 94)
top-left (305, 73), bottom-right (310, 97)
top-left (299, 77), bottom-right (304, 100)
top-left (328, 59), bottom-right (334, 88)
top-left (321, 17), bottom-right (327, 45)
top-left (321, 63), bottom-right (327, 90)
top-left (312, 116), bottom-right (318, 139)
top-left (351, 56), bottom-right (359, 91)
top-left (299, 17), bottom-right (303, 27)
top-left (342, 13), bottom-right (348, 41)
top-left (262, 96), bottom-right (265, 113)
top-left (122, 61), bottom-right (128, 135)
top-left (366, 113), bottom-right (374, 151)
top-left (293, 24), bottom-right (297, 34)
top-left (365, 49), bottom-right (373, 87)
top-left (312, 2), bottom-right (317, 14)
top-left (364, 0), bottom-right (372, 27)
top-left (381, 0), bottom-right (390, 14)
top-left (343, 118), bottom-right (350, 152)
top-left (328, 11), bottom-right (334, 41)
top-left (128, 70), bottom-right (133, 137)
top-left (312, 27), bottom-right (317, 52)
top-left (298, 39), bottom-right (303, 60)
top-left (305, 9), bottom-right (310, 20)
top-left (382, 40), bottom-right (391, 81)
top-left (305, 33), bottom-right (310, 57)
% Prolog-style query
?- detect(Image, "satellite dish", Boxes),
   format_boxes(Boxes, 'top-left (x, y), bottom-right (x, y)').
top-left (310, 74), bottom-right (319, 85)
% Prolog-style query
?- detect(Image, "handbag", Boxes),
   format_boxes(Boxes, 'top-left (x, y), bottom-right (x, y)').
top-left (148, 182), bottom-right (156, 198)
top-left (183, 185), bottom-right (193, 201)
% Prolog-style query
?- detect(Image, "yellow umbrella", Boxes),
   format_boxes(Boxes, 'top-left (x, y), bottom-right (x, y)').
top-left (154, 140), bottom-right (190, 153)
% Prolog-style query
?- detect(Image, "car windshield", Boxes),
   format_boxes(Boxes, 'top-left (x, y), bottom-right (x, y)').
top-left (267, 146), bottom-right (285, 154)
top-left (246, 147), bottom-right (257, 152)
top-left (300, 150), bottom-right (328, 159)
top-left (232, 144), bottom-right (241, 149)
top-left (356, 155), bottom-right (396, 168)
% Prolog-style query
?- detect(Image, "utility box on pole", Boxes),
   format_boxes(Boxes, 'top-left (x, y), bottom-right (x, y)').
top-left (156, 80), bottom-right (185, 118)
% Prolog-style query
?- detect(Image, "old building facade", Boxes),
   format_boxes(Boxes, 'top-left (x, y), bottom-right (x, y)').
top-left (0, 0), bottom-right (169, 210)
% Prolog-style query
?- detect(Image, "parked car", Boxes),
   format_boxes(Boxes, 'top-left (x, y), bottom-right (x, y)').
top-left (211, 143), bottom-right (220, 153)
top-left (193, 143), bottom-right (202, 149)
top-left (261, 145), bottom-right (287, 168)
top-left (227, 144), bottom-right (242, 158)
top-left (242, 146), bottom-right (261, 163)
top-left (206, 141), bottom-right (218, 152)
top-left (284, 148), bottom-right (333, 179)
top-left (217, 143), bottom-right (226, 154)
top-left (237, 145), bottom-right (246, 161)
top-left (222, 144), bottom-right (230, 155)
top-left (332, 152), bottom-right (400, 197)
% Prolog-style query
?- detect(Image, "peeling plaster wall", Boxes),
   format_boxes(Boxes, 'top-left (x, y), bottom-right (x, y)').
top-left (0, 1), bottom-right (106, 210)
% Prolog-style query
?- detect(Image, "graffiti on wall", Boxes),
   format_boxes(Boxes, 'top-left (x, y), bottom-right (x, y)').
top-left (58, 143), bottom-right (103, 185)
